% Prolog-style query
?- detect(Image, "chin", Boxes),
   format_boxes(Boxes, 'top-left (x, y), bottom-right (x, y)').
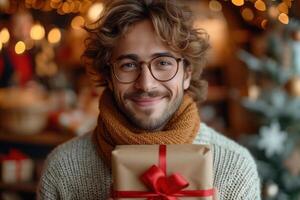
top-left (129, 112), bottom-right (171, 131)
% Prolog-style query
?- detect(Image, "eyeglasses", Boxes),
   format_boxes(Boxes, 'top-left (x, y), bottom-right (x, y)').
top-left (110, 56), bottom-right (183, 83)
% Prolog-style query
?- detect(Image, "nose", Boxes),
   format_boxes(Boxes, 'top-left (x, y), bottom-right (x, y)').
top-left (134, 63), bottom-right (157, 91)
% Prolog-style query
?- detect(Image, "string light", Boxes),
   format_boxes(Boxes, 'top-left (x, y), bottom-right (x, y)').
top-left (15, 41), bottom-right (26, 54)
top-left (231, 0), bottom-right (244, 7)
top-left (278, 13), bottom-right (289, 24)
top-left (242, 8), bottom-right (254, 21)
top-left (50, 0), bottom-right (62, 9)
top-left (87, 2), bottom-right (104, 22)
top-left (209, 0), bottom-right (222, 12)
top-left (248, 85), bottom-right (260, 100)
top-left (30, 24), bottom-right (45, 40)
top-left (71, 15), bottom-right (85, 30)
top-left (48, 28), bottom-right (61, 44)
top-left (261, 19), bottom-right (268, 29)
top-left (62, 2), bottom-right (71, 13)
top-left (0, 28), bottom-right (10, 44)
top-left (277, 2), bottom-right (289, 14)
top-left (254, 0), bottom-right (266, 11)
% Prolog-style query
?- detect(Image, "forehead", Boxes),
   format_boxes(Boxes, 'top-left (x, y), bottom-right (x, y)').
top-left (111, 20), bottom-right (178, 60)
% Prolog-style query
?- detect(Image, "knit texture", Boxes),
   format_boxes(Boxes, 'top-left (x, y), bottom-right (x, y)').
top-left (37, 123), bottom-right (261, 200)
top-left (94, 89), bottom-right (200, 164)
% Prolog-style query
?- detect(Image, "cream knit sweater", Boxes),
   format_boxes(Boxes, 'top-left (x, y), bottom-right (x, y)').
top-left (37, 123), bottom-right (261, 200)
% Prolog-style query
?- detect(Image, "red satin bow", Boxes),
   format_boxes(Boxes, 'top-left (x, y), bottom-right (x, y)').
top-left (140, 164), bottom-right (189, 200)
top-left (112, 145), bottom-right (214, 199)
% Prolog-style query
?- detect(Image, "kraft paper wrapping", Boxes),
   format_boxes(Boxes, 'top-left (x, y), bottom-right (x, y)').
top-left (112, 144), bottom-right (213, 200)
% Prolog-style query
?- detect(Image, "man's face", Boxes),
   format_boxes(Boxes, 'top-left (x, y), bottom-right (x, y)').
top-left (109, 20), bottom-right (192, 131)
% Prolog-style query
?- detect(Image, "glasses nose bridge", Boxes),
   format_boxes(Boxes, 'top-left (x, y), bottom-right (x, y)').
top-left (138, 60), bottom-right (153, 75)
top-left (139, 60), bottom-right (152, 71)
top-left (136, 60), bottom-right (156, 81)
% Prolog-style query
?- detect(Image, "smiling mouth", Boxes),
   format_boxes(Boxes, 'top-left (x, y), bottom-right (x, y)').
top-left (130, 97), bottom-right (164, 106)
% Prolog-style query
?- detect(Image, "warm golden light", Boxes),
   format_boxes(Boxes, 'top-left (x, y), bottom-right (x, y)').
top-left (254, 0), bottom-right (266, 11)
top-left (71, 16), bottom-right (85, 29)
top-left (241, 8), bottom-right (254, 21)
top-left (62, 2), bottom-right (70, 13)
top-left (30, 24), bottom-right (45, 40)
top-left (87, 2), bottom-right (104, 22)
top-left (261, 19), bottom-right (268, 29)
top-left (231, 0), bottom-right (244, 7)
top-left (0, 42), bottom-right (2, 51)
top-left (209, 0), bottom-right (222, 12)
top-left (50, 0), bottom-right (62, 9)
top-left (278, 13), bottom-right (289, 24)
top-left (15, 41), bottom-right (26, 54)
top-left (277, 2), bottom-right (289, 14)
top-left (0, 28), bottom-right (10, 44)
top-left (48, 28), bottom-right (61, 44)
top-left (248, 85), bottom-right (260, 100)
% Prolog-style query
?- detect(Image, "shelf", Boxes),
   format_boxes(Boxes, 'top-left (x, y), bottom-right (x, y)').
top-left (0, 181), bottom-right (37, 193)
top-left (0, 131), bottom-right (74, 146)
top-left (207, 86), bottom-right (228, 102)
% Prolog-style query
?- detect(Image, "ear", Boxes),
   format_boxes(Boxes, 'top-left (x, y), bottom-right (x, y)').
top-left (183, 66), bottom-right (192, 90)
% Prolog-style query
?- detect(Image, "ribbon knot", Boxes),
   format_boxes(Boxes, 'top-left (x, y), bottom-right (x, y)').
top-left (140, 164), bottom-right (189, 200)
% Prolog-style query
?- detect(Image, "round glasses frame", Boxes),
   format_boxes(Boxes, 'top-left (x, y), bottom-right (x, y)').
top-left (110, 56), bottom-right (184, 84)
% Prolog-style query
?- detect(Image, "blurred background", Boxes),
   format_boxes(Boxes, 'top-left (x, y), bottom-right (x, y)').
top-left (0, 0), bottom-right (300, 199)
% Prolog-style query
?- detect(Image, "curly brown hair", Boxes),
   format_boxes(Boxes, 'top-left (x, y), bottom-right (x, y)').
top-left (82, 0), bottom-right (210, 103)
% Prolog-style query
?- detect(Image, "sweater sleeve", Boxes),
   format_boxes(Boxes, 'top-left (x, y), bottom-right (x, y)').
top-left (226, 149), bottom-right (261, 200)
top-left (36, 154), bottom-right (60, 200)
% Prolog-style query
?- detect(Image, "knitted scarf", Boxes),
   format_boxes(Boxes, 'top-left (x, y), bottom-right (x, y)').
top-left (93, 89), bottom-right (200, 164)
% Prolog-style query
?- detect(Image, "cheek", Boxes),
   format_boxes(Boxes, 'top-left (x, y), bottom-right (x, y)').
top-left (164, 78), bottom-right (184, 97)
top-left (112, 81), bottom-right (131, 101)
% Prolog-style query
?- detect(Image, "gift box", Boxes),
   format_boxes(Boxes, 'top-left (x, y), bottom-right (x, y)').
top-left (112, 144), bottom-right (214, 200)
top-left (0, 149), bottom-right (34, 183)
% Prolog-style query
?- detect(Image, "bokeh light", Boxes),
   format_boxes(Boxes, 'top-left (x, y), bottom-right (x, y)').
top-left (255, 0), bottom-right (266, 11)
top-left (71, 16), bottom-right (85, 30)
top-left (87, 2), bottom-right (104, 22)
top-left (48, 28), bottom-right (61, 44)
top-left (231, 0), bottom-right (244, 7)
top-left (278, 13), bottom-right (289, 24)
top-left (209, 0), bottom-right (222, 12)
top-left (0, 28), bottom-right (10, 44)
top-left (242, 8), bottom-right (254, 21)
top-left (15, 41), bottom-right (26, 54)
top-left (30, 24), bottom-right (45, 40)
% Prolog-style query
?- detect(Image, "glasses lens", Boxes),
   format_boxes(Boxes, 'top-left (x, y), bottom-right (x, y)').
top-left (114, 60), bottom-right (140, 83)
top-left (151, 56), bottom-right (178, 81)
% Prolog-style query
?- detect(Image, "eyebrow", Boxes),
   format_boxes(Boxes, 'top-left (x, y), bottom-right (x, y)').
top-left (115, 52), bottom-right (176, 61)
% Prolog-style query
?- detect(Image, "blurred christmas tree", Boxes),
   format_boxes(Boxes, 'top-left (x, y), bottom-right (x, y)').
top-left (239, 18), bottom-right (300, 200)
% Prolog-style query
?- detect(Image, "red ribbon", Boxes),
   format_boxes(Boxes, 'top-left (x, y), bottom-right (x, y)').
top-left (113, 145), bottom-right (214, 199)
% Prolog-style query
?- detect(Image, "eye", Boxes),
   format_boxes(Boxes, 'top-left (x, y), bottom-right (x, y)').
top-left (119, 62), bottom-right (138, 72)
top-left (158, 61), bottom-right (172, 66)
top-left (152, 57), bottom-right (176, 71)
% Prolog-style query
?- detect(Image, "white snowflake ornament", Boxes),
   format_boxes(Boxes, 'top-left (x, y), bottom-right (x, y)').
top-left (258, 122), bottom-right (287, 158)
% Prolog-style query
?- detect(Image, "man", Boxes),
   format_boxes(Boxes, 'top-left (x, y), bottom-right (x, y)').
top-left (37, 0), bottom-right (261, 199)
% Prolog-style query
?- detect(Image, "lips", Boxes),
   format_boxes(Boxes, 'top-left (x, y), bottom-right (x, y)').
top-left (130, 96), bottom-right (163, 106)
